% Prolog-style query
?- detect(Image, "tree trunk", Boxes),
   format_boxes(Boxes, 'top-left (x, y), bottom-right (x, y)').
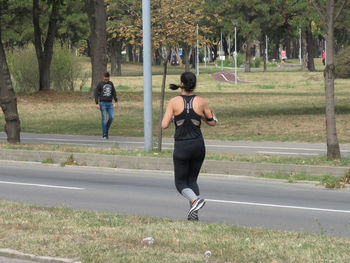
top-left (212, 44), bottom-right (218, 61)
top-left (301, 29), bottom-right (308, 71)
top-left (182, 44), bottom-right (191, 72)
top-left (158, 49), bottom-right (170, 152)
top-left (85, 0), bottom-right (107, 94)
top-left (191, 48), bottom-right (195, 69)
top-left (139, 46), bottom-right (143, 63)
top-left (33, 0), bottom-right (59, 92)
top-left (306, 22), bottom-right (316, 71)
top-left (110, 39), bottom-right (117, 76)
top-left (285, 39), bottom-right (291, 60)
top-left (116, 41), bottom-right (123, 76)
top-left (126, 44), bottom-right (133, 62)
top-left (0, 30), bottom-right (21, 143)
top-left (324, 0), bottom-right (340, 159)
top-left (133, 45), bottom-right (137, 62)
top-left (245, 41), bottom-right (252, 72)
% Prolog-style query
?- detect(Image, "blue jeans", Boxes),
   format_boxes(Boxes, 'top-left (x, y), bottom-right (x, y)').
top-left (100, 101), bottom-right (114, 137)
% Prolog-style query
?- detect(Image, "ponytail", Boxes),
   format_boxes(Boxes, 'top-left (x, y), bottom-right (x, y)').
top-left (169, 84), bottom-right (181, 90)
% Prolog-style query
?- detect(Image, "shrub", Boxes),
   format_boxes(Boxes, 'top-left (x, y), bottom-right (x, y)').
top-left (216, 52), bottom-right (246, 68)
top-left (51, 44), bottom-right (82, 91)
top-left (7, 45), bottom-right (39, 93)
top-left (7, 44), bottom-right (83, 93)
top-left (251, 57), bottom-right (262, 68)
top-left (335, 47), bottom-right (350, 79)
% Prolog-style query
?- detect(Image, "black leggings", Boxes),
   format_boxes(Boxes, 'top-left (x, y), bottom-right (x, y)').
top-left (173, 138), bottom-right (205, 195)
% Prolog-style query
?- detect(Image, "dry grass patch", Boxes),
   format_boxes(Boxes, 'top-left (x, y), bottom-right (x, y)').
top-left (2, 68), bottom-right (350, 142)
top-left (1, 201), bottom-right (350, 263)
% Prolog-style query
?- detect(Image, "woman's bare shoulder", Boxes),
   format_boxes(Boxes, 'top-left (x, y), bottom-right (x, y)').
top-left (194, 95), bottom-right (207, 105)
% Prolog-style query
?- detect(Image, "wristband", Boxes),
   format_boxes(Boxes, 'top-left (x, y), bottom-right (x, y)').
top-left (206, 115), bottom-right (218, 122)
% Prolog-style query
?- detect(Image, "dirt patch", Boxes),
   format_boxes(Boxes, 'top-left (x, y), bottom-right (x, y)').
top-left (210, 72), bottom-right (239, 83)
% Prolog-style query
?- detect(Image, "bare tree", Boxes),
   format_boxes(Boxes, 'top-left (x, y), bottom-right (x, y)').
top-left (311, 0), bottom-right (346, 159)
top-left (85, 0), bottom-right (107, 94)
top-left (0, 14), bottom-right (20, 143)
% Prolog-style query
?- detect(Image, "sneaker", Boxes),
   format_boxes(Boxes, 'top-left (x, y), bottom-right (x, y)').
top-left (188, 210), bottom-right (199, 221)
top-left (102, 136), bottom-right (108, 140)
top-left (187, 198), bottom-right (205, 220)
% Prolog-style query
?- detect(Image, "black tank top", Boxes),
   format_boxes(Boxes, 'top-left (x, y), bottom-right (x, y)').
top-left (174, 95), bottom-right (203, 141)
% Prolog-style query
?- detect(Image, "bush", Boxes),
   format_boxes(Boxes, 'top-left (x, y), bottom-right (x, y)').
top-left (7, 45), bottom-right (39, 93)
top-left (251, 57), bottom-right (262, 68)
top-left (237, 53), bottom-right (246, 68)
top-left (7, 44), bottom-right (83, 93)
top-left (51, 44), bottom-right (82, 91)
top-left (216, 52), bottom-right (246, 68)
top-left (335, 47), bottom-right (350, 79)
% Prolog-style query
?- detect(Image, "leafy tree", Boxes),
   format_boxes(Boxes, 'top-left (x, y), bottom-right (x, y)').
top-left (33, 0), bottom-right (63, 91)
top-left (311, 0), bottom-right (347, 159)
top-left (220, 0), bottom-right (270, 72)
top-left (150, 0), bottom-right (211, 151)
top-left (107, 0), bottom-right (141, 76)
top-left (335, 46), bottom-right (350, 78)
top-left (1, 0), bottom-right (33, 48)
top-left (56, 0), bottom-right (89, 49)
top-left (334, 1), bottom-right (350, 47)
top-left (0, 1), bottom-right (21, 142)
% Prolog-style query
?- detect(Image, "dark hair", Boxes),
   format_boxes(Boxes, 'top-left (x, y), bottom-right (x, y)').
top-left (169, 72), bottom-right (196, 92)
top-left (104, 72), bottom-right (110, 78)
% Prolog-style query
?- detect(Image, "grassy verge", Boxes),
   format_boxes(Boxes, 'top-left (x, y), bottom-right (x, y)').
top-left (259, 172), bottom-right (350, 188)
top-left (2, 142), bottom-right (350, 167)
top-left (1, 201), bottom-right (350, 263)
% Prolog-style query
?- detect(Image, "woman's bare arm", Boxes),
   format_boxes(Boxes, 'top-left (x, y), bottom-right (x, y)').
top-left (162, 99), bottom-right (174, 129)
top-left (202, 99), bottom-right (217, 126)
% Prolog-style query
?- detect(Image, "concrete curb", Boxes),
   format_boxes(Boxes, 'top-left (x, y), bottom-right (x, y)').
top-left (0, 149), bottom-right (349, 177)
top-left (0, 248), bottom-right (82, 263)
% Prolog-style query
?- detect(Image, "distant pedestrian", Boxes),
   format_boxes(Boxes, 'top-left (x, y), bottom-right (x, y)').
top-left (94, 72), bottom-right (118, 139)
top-left (322, 50), bottom-right (326, 66)
top-left (281, 49), bottom-right (287, 64)
top-left (162, 72), bottom-right (217, 221)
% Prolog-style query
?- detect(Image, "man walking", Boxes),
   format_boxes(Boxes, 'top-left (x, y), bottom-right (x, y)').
top-left (94, 72), bottom-right (118, 139)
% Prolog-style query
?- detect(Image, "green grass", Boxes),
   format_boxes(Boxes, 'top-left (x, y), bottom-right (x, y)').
top-left (4, 142), bottom-right (350, 167)
top-left (259, 171), bottom-right (350, 188)
top-left (1, 201), bottom-right (350, 263)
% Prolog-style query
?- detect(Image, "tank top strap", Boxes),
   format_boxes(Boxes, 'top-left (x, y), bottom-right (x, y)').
top-left (181, 95), bottom-right (196, 114)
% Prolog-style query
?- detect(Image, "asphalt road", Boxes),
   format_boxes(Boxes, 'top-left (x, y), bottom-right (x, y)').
top-left (2, 132), bottom-right (350, 157)
top-left (1, 161), bottom-right (349, 238)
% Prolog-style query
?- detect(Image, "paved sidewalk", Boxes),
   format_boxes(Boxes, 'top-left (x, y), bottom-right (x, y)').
top-left (0, 249), bottom-right (81, 263)
top-left (0, 256), bottom-right (34, 263)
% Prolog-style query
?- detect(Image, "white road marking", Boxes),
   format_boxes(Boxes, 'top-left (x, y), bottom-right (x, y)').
top-left (206, 199), bottom-right (350, 214)
top-left (0, 180), bottom-right (85, 190)
top-left (257, 151), bottom-right (319, 156)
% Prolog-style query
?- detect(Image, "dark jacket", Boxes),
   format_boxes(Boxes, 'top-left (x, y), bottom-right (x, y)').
top-left (94, 81), bottom-right (118, 104)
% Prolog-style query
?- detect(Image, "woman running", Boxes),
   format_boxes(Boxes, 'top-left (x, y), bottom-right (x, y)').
top-left (162, 72), bottom-right (217, 221)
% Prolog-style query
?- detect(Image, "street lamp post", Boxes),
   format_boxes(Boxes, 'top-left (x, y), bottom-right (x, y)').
top-left (232, 20), bottom-right (238, 85)
top-left (142, 0), bottom-right (152, 151)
